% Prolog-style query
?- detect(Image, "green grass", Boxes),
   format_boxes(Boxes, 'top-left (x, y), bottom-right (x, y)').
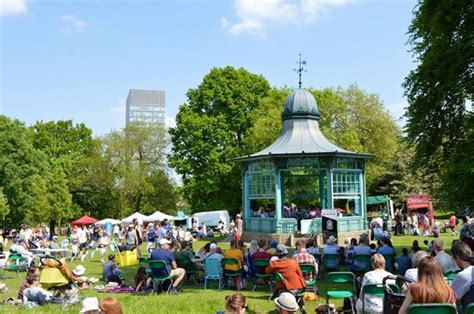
top-left (0, 230), bottom-right (461, 313)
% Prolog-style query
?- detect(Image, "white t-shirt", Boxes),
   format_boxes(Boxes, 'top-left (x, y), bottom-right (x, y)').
top-left (451, 266), bottom-right (473, 300)
top-left (76, 228), bottom-right (88, 244)
top-left (358, 269), bottom-right (395, 313)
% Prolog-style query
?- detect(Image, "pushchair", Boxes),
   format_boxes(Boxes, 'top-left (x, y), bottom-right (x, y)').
top-left (39, 256), bottom-right (84, 309)
top-left (383, 275), bottom-right (414, 314)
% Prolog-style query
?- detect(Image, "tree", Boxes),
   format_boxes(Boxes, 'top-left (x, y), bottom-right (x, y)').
top-left (169, 66), bottom-right (271, 213)
top-left (47, 166), bottom-right (73, 227)
top-left (403, 0), bottom-right (473, 166)
top-left (26, 175), bottom-right (50, 225)
top-left (0, 187), bottom-right (10, 226)
top-left (0, 116), bottom-right (48, 225)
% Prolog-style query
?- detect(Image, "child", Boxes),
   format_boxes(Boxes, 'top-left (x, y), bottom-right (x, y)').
top-left (134, 266), bottom-right (152, 292)
top-left (103, 254), bottom-right (122, 284)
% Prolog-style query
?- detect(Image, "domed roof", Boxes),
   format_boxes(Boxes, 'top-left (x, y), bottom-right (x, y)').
top-left (282, 89), bottom-right (320, 121)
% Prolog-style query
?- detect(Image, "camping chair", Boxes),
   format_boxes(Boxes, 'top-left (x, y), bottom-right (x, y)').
top-left (326, 272), bottom-right (356, 313)
top-left (322, 254), bottom-right (339, 275)
top-left (221, 258), bottom-right (241, 291)
top-left (175, 254), bottom-right (200, 285)
top-left (203, 258), bottom-right (222, 290)
top-left (407, 304), bottom-right (457, 314)
top-left (465, 303), bottom-right (474, 314)
top-left (148, 260), bottom-right (174, 294)
top-left (361, 283), bottom-right (399, 313)
top-left (299, 263), bottom-right (317, 295)
top-left (3, 253), bottom-right (28, 278)
top-left (139, 257), bottom-right (151, 275)
top-left (252, 259), bottom-right (272, 293)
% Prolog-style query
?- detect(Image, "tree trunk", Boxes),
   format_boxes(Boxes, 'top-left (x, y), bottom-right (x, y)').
top-left (49, 219), bottom-right (56, 239)
top-left (133, 194), bottom-right (142, 213)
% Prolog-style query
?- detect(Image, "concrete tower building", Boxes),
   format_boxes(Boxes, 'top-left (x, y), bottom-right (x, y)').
top-left (126, 89), bottom-right (165, 127)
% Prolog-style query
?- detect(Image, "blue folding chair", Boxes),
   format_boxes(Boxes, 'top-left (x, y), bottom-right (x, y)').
top-left (204, 258), bottom-right (222, 290)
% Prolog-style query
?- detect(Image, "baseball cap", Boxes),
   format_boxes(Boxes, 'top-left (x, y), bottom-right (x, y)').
top-left (159, 238), bottom-right (171, 245)
top-left (210, 243), bottom-right (217, 250)
top-left (276, 244), bottom-right (288, 256)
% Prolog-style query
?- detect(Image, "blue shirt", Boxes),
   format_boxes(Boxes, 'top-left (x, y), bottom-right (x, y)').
top-left (396, 255), bottom-right (411, 274)
top-left (103, 261), bottom-right (118, 281)
top-left (377, 245), bottom-right (395, 268)
top-left (150, 248), bottom-right (174, 277)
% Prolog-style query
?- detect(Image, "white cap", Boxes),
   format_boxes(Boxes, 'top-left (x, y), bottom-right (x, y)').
top-left (159, 238), bottom-right (171, 245)
top-left (210, 243), bottom-right (217, 250)
top-left (327, 235), bottom-right (337, 244)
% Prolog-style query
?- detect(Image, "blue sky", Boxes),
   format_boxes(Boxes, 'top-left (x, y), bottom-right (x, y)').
top-left (1, 0), bottom-right (416, 135)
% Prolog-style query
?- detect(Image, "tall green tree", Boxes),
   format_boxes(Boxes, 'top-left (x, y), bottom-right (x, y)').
top-left (0, 116), bottom-right (48, 225)
top-left (26, 175), bottom-right (50, 225)
top-left (47, 166), bottom-right (73, 226)
top-left (403, 0), bottom-right (473, 166)
top-left (0, 187), bottom-right (10, 226)
top-left (169, 66), bottom-right (271, 213)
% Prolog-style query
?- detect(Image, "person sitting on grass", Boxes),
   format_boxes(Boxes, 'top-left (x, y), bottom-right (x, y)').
top-left (18, 266), bottom-right (40, 301)
top-left (224, 239), bottom-right (244, 290)
top-left (216, 293), bottom-right (247, 314)
top-left (274, 292), bottom-right (299, 314)
top-left (355, 253), bottom-right (395, 313)
top-left (22, 275), bottom-right (53, 306)
top-left (99, 297), bottom-right (124, 314)
top-left (103, 254), bottom-right (122, 284)
top-left (134, 266), bottom-right (152, 292)
top-left (399, 256), bottom-right (456, 314)
top-left (150, 238), bottom-right (186, 295)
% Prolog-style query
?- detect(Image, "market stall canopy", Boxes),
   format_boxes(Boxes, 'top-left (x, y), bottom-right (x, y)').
top-left (121, 212), bottom-right (150, 224)
top-left (147, 211), bottom-right (174, 222)
top-left (406, 194), bottom-right (431, 209)
top-left (96, 218), bottom-right (121, 225)
top-left (174, 210), bottom-right (188, 220)
top-left (72, 215), bottom-right (98, 226)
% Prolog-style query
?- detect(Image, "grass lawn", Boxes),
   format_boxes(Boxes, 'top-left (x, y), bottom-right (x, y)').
top-left (0, 229), bottom-right (461, 313)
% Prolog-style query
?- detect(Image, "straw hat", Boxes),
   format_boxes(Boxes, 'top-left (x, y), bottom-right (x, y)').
top-left (274, 292), bottom-right (299, 312)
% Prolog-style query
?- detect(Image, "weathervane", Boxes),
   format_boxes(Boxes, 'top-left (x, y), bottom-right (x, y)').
top-left (293, 53), bottom-right (307, 88)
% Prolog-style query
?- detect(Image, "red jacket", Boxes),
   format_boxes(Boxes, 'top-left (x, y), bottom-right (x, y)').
top-left (266, 258), bottom-right (305, 290)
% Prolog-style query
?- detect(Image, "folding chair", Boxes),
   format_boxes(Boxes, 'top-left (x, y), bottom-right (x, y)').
top-left (3, 253), bottom-right (28, 279)
top-left (221, 258), bottom-right (241, 291)
top-left (252, 259), bottom-right (272, 294)
top-left (148, 260), bottom-right (174, 294)
top-left (203, 258), bottom-right (222, 290)
top-left (407, 303), bottom-right (457, 314)
top-left (299, 263), bottom-right (317, 295)
top-left (361, 283), bottom-right (398, 313)
top-left (353, 254), bottom-right (371, 273)
top-left (326, 272), bottom-right (356, 313)
top-left (175, 255), bottom-right (200, 285)
top-left (382, 254), bottom-right (395, 271)
top-left (466, 303), bottom-right (474, 314)
top-left (322, 253), bottom-right (339, 275)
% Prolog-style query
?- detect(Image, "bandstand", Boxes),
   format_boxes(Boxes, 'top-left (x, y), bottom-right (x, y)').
top-left (235, 88), bottom-right (373, 244)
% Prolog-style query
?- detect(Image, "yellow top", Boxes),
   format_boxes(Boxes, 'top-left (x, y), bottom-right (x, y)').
top-left (224, 249), bottom-right (243, 271)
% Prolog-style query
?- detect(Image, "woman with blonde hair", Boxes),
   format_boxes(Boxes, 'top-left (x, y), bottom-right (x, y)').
top-left (399, 256), bottom-right (456, 314)
top-left (99, 297), bottom-right (123, 314)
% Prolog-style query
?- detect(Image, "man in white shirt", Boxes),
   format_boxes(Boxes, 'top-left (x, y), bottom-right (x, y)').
top-left (76, 225), bottom-right (89, 261)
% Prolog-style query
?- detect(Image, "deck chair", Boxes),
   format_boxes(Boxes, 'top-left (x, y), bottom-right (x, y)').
top-left (148, 260), bottom-right (174, 294)
top-left (203, 258), bottom-right (222, 290)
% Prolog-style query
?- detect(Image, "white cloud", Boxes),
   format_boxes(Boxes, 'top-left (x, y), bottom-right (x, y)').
top-left (60, 15), bottom-right (87, 34)
top-left (222, 0), bottom-right (353, 35)
top-left (165, 116), bottom-right (177, 129)
top-left (0, 0), bottom-right (27, 17)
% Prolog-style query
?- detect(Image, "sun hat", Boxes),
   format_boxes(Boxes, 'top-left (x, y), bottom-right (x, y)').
top-left (73, 265), bottom-right (86, 276)
top-left (275, 244), bottom-right (288, 256)
top-left (80, 297), bottom-right (100, 313)
top-left (274, 292), bottom-right (299, 312)
top-left (159, 238), bottom-right (171, 245)
top-left (327, 235), bottom-right (337, 244)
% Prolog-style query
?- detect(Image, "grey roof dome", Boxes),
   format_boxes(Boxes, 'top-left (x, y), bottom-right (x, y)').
top-left (282, 89), bottom-right (320, 121)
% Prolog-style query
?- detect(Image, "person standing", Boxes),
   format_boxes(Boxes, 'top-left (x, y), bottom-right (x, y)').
top-left (76, 224), bottom-right (89, 262)
top-left (235, 214), bottom-right (243, 241)
top-left (133, 219), bottom-right (143, 259)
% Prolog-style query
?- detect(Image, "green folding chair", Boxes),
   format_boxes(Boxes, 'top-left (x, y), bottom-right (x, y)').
top-left (381, 254), bottom-right (395, 271)
top-left (175, 255), bottom-right (200, 284)
top-left (3, 253), bottom-right (28, 279)
top-left (222, 258), bottom-right (241, 291)
top-left (148, 260), bottom-right (174, 294)
top-left (361, 283), bottom-right (399, 313)
top-left (252, 259), bottom-right (272, 293)
top-left (466, 303), bottom-right (474, 314)
top-left (299, 263), bottom-right (317, 295)
top-left (326, 272), bottom-right (356, 312)
top-left (322, 253), bottom-right (340, 275)
top-left (407, 303), bottom-right (457, 314)
top-left (138, 257), bottom-right (151, 275)
top-left (444, 270), bottom-right (461, 281)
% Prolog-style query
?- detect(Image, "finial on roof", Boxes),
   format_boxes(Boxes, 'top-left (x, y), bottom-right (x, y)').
top-left (293, 53), bottom-right (307, 88)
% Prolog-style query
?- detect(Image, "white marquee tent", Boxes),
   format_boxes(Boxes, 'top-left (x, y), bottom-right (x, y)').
top-left (95, 218), bottom-right (122, 225)
top-left (121, 212), bottom-right (150, 224)
top-left (146, 211), bottom-right (174, 222)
